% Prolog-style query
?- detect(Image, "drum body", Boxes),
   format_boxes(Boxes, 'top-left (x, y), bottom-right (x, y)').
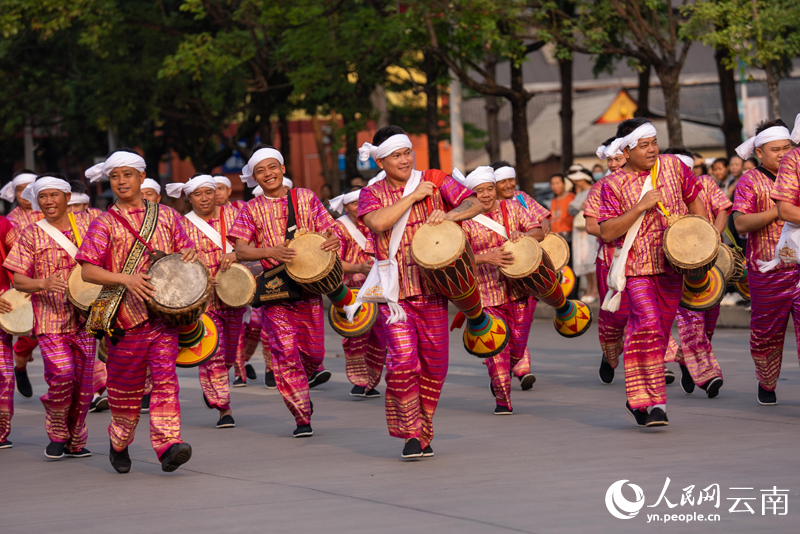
top-left (664, 215), bottom-right (720, 278)
top-left (714, 243), bottom-right (735, 283)
top-left (216, 263), bottom-right (257, 308)
top-left (0, 289), bottom-right (33, 336)
top-left (540, 234), bottom-right (570, 272)
top-left (147, 254), bottom-right (211, 327)
top-left (67, 264), bottom-right (103, 317)
top-left (176, 313), bottom-right (219, 368)
top-left (286, 231), bottom-right (343, 295)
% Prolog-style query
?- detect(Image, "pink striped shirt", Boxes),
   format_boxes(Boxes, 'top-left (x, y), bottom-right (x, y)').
top-left (87, 207), bottom-right (104, 220)
top-left (771, 147), bottom-right (800, 206)
top-left (733, 167), bottom-right (787, 271)
top-left (697, 174), bottom-right (732, 221)
top-left (584, 180), bottom-right (614, 266)
top-left (7, 207), bottom-right (42, 229)
top-left (515, 191), bottom-right (551, 223)
top-left (336, 217), bottom-right (372, 289)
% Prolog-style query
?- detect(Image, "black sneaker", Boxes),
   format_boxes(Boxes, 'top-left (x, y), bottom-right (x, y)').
top-left (518, 373), bottom-right (536, 390)
top-left (216, 414), bottom-right (235, 428)
top-left (308, 370), bottom-right (331, 389)
top-left (757, 384), bottom-right (777, 406)
top-left (422, 445), bottom-right (434, 457)
top-left (494, 405), bottom-right (513, 415)
top-left (89, 395), bottom-right (102, 413)
top-left (109, 441), bottom-right (131, 473)
top-left (264, 370), bottom-right (277, 389)
top-left (625, 402), bottom-right (647, 427)
top-left (679, 364), bottom-right (695, 395)
top-left (160, 442), bottom-right (192, 472)
top-left (233, 377), bottom-right (247, 388)
top-left (401, 438), bottom-right (423, 459)
top-left (363, 388), bottom-right (381, 398)
top-left (293, 424), bottom-right (313, 438)
top-left (598, 356), bottom-right (615, 385)
top-left (95, 395), bottom-right (109, 412)
top-left (65, 448), bottom-right (92, 458)
top-left (310, 401), bottom-right (314, 416)
top-left (14, 368), bottom-right (32, 398)
top-left (350, 385), bottom-right (366, 397)
top-left (0, 440), bottom-right (12, 449)
top-left (245, 364), bottom-right (257, 381)
top-left (664, 367), bottom-right (675, 385)
top-left (45, 441), bottom-right (65, 460)
top-left (645, 407), bottom-right (669, 427)
top-left (202, 393), bottom-right (213, 410)
top-left (703, 377), bottom-right (723, 399)
top-left (141, 394), bottom-right (150, 414)
top-left (489, 382), bottom-right (496, 399)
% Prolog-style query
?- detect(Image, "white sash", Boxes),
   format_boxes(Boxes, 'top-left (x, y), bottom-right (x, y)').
top-left (337, 214), bottom-right (367, 251)
top-left (36, 219), bottom-right (78, 259)
top-left (185, 211), bottom-right (233, 253)
top-left (473, 213), bottom-right (508, 239)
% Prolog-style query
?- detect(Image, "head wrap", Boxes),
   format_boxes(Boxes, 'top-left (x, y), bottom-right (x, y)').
top-left (84, 163), bottom-right (104, 183)
top-left (21, 177), bottom-right (72, 211)
top-left (88, 151), bottom-right (146, 183)
top-left (567, 168), bottom-right (593, 183)
top-left (240, 148), bottom-right (284, 188)
top-left (674, 154), bottom-right (694, 169)
top-left (452, 166), bottom-right (495, 190)
top-left (165, 175), bottom-right (216, 199)
top-left (358, 134), bottom-right (413, 162)
top-left (213, 175), bottom-right (232, 189)
top-left (595, 145), bottom-right (608, 160)
top-left (68, 193), bottom-right (91, 205)
top-left (141, 178), bottom-right (162, 195)
top-left (606, 123), bottom-right (658, 157)
top-left (283, 177), bottom-right (293, 189)
top-left (791, 113), bottom-right (800, 144)
top-left (736, 124), bottom-right (793, 160)
top-left (598, 139), bottom-right (624, 160)
top-left (368, 171), bottom-right (386, 186)
top-left (253, 185), bottom-right (264, 197)
top-left (329, 189), bottom-right (361, 214)
top-left (0, 173), bottom-right (37, 202)
top-left (494, 166), bottom-right (516, 181)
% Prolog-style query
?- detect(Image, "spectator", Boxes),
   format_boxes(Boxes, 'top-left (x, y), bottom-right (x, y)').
top-left (710, 158), bottom-right (729, 188)
top-left (549, 173), bottom-right (574, 242)
top-left (349, 176), bottom-right (366, 188)
top-left (744, 157), bottom-right (758, 171)
top-left (568, 168), bottom-right (599, 303)
top-left (692, 153), bottom-right (708, 176)
top-left (591, 164), bottom-right (604, 181)
top-left (729, 155), bottom-right (744, 180)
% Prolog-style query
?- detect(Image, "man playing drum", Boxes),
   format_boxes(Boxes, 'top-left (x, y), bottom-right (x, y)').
top-left (0, 214), bottom-right (18, 449)
top-left (357, 125), bottom-right (481, 459)
top-left (598, 118), bottom-right (705, 427)
top-left (456, 167), bottom-right (543, 415)
top-left (78, 149), bottom-right (198, 473)
top-left (3, 174), bottom-right (96, 460)
top-left (168, 174), bottom-right (242, 429)
top-left (738, 116), bottom-right (800, 406)
top-left (230, 145), bottom-right (339, 438)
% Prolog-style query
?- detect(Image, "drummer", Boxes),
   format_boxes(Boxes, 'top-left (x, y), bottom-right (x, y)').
top-left (329, 186), bottom-right (385, 399)
top-left (229, 145), bottom-right (339, 438)
top-left (357, 125), bottom-right (481, 459)
top-left (78, 149), bottom-right (197, 474)
top-left (662, 148), bottom-right (730, 398)
top-left (598, 118), bottom-right (705, 427)
top-left (0, 214), bottom-right (17, 449)
top-left (3, 174), bottom-right (96, 460)
top-left (168, 174), bottom-right (242, 429)
top-left (455, 166), bottom-right (542, 415)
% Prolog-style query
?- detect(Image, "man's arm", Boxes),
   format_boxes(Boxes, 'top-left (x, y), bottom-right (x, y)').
top-left (81, 262), bottom-right (155, 302)
top-left (734, 208), bottom-right (778, 234)
top-left (233, 238), bottom-right (297, 263)
top-left (688, 196), bottom-right (705, 217)
top-left (362, 182), bottom-right (436, 233)
top-left (775, 200), bottom-right (800, 225)
top-left (599, 189), bottom-right (662, 242)
top-left (713, 209), bottom-right (730, 234)
top-left (586, 216), bottom-right (601, 239)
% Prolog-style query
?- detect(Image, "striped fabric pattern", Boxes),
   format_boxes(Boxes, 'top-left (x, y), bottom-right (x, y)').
top-left (484, 297), bottom-right (535, 410)
top-left (771, 146), bottom-right (800, 204)
top-left (7, 206), bottom-right (42, 229)
top-left (92, 358), bottom-right (106, 395)
top-left (732, 168), bottom-right (787, 271)
top-left (201, 308), bottom-right (245, 410)
top-left (506, 296), bottom-right (535, 378)
top-left (596, 260), bottom-right (628, 368)
top-left (666, 306), bottom-right (723, 386)
top-left (0, 333), bottom-right (13, 442)
top-left (234, 307), bottom-right (272, 379)
top-left (343, 326), bottom-right (385, 390)
top-left (515, 191), bottom-right (551, 223)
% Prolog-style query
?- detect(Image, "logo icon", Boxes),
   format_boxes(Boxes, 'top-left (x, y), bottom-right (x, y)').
top-left (606, 480), bottom-right (645, 519)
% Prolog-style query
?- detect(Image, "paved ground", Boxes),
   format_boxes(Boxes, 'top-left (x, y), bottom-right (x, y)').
top-left (2, 318), bottom-right (800, 533)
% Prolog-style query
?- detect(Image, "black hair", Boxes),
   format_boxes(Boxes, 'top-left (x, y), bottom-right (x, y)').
top-left (69, 180), bottom-right (88, 194)
top-left (615, 117), bottom-right (651, 138)
top-left (746, 157), bottom-right (759, 166)
top-left (344, 185), bottom-right (363, 195)
top-left (662, 147), bottom-right (694, 158)
top-left (602, 136), bottom-right (618, 147)
top-left (712, 158), bottom-right (729, 167)
top-left (372, 125), bottom-right (405, 147)
top-left (190, 172), bottom-right (209, 179)
top-left (490, 160), bottom-right (513, 171)
top-left (549, 173), bottom-right (566, 182)
top-left (755, 119), bottom-right (788, 136)
top-left (37, 172), bottom-right (67, 180)
top-left (13, 169), bottom-right (36, 177)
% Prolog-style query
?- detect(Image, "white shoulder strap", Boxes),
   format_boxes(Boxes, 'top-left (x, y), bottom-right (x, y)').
top-left (36, 219), bottom-right (78, 259)
top-left (185, 211), bottom-right (233, 253)
top-left (473, 214), bottom-right (508, 239)
top-left (389, 169), bottom-right (422, 259)
top-left (337, 214), bottom-right (367, 251)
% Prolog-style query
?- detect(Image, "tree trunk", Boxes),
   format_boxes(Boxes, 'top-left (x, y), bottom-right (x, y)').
top-left (508, 61), bottom-right (533, 192)
top-left (343, 113), bottom-right (360, 183)
top-left (634, 62), bottom-right (651, 118)
top-left (423, 52), bottom-right (442, 170)
top-left (278, 111), bottom-right (292, 176)
top-left (255, 92), bottom-right (273, 146)
top-left (654, 65), bottom-right (683, 148)
top-left (484, 57), bottom-right (501, 163)
top-left (763, 61), bottom-right (781, 119)
top-left (559, 57), bottom-right (573, 173)
top-left (370, 85), bottom-right (389, 129)
top-left (715, 47), bottom-right (743, 157)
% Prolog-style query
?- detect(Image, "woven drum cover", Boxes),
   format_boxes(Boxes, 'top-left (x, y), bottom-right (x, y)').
top-left (286, 232), bottom-right (335, 283)
top-left (500, 236), bottom-right (543, 278)
top-left (410, 220), bottom-right (466, 270)
top-left (67, 264), bottom-right (102, 310)
top-left (0, 289), bottom-right (33, 336)
top-left (714, 243), bottom-right (735, 282)
top-left (540, 234), bottom-right (570, 272)
top-left (664, 215), bottom-right (718, 268)
top-left (216, 263), bottom-right (256, 308)
top-left (149, 255), bottom-right (208, 310)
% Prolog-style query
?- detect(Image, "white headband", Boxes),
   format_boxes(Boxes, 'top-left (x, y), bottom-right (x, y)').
top-left (329, 190), bottom-right (361, 214)
top-left (84, 163), bottom-right (104, 183)
top-left (141, 178), bottom-right (161, 195)
top-left (494, 166), bottom-right (516, 181)
top-left (94, 151), bottom-right (146, 183)
top-left (165, 174), bottom-right (217, 198)
top-left (368, 171), bottom-right (385, 186)
top-left (283, 177), bottom-right (293, 189)
top-left (792, 113), bottom-right (800, 144)
top-left (68, 193), bottom-right (91, 205)
top-left (21, 177), bottom-right (72, 211)
top-left (213, 175), bottom-right (232, 188)
top-left (0, 173), bottom-right (37, 202)
top-left (674, 154), bottom-right (694, 169)
top-left (253, 185), bottom-right (264, 197)
top-left (736, 125), bottom-right (792, 160)
top-left (358, 134), bottom-right (413, 162)
top-left (607, 123), bottom-right (658, 156)
top-left (599, 141), bottom-right (624, 159)
top-left (241, 148), bottom-right (284, 188)
top-left (595, 145), bottom-right (608, 160)
top-left (453, 166), bottom-right (495, 190)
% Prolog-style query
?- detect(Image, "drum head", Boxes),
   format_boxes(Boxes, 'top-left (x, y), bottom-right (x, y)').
top-left (176, 313), bottom-right (219, 368)
top-left (149, 254), bottom-right (209, 310)
top-left (714, 243), bottom-right (735, 282)
top-left (410, 220), bottom-right (466, 270)
top-left (540, 234), bottom-right (570, 272)
top-left (500, 236), bottom-right (542, 279)
top-left (68, 265), bottom-right (103, 310)
top-left (286, 232), bottom-right (336, 283)
top-left (681, 266), bottom-right (726, 311)
top-left (0, 289), bottom-right (33, 336)
top-left (665, 215), bottom-right (719, 269)
top-left (216, 263), bottom-right (256, 308)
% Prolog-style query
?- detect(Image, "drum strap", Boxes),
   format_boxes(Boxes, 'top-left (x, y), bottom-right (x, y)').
top-left (337, 214), bottom-right (367, 251)
top-left (473, 214), bottom-right (508, 239)
top-left (36, 218), bottom-right (79, 259)
top-left (185, 210), bottom-right (234, 253)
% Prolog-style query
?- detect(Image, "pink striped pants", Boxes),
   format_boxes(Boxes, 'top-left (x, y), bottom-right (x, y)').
top-left (235, 307), bottom-right (272, 378)
top-left (38, 332), bottom-right (95, 450)
top-left (201, 308), bottom-right (245, 410)
top-left (92, 359), bottom-right (106, 394)
top-left (106, 320), bottom-right (182, 458)
top-left (263, 297), bottom-right (325, 426)
top-left (596, 258), bottom-right (628, 368)
top-left (380, 294), bottom-right (449, 449)
top-left (0, 332), bottom-right (13, 442)
top-left (509, 297), bottom-right (535, 378)
top-left (665, 306), bottom-right (723, 387)
top-left (749, 268), bottom-right (800, 391)
top-left (484, 296), bottom-right (535, 410)
top-left (343, 325), bottom-right (385, 390)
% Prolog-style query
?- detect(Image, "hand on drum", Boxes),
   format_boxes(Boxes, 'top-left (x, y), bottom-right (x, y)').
top-left (509, 231), bottom-right (525, 243)
top-left (426, 209), bottom-right (448, 226)
top-left (268, 242), bottom-right (297, 263)
top-left (219, 252), bottom-right (237, 272)
top-left (320, 230), bottom-right (340, 252)
top-left (540, 218), bottom-right (551, 236)
top-left (0, 293), bottom-right (12, 314)
top-left (481, 248), bottom-right (515, 267)
top-left (638, 190), bottom-right (662, 212)
top-left (39, 274), bottom-right (69, 294)
top-left (180, 247), bottom-right (198, 263)
top-left (125, 273), bottom-right (156, 302)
